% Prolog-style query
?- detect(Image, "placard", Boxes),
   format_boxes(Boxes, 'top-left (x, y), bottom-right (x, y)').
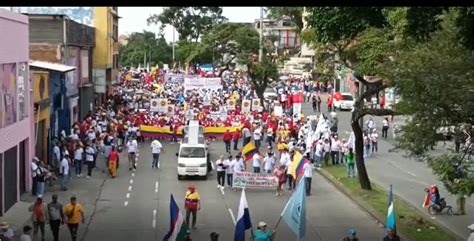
top-left (242, 99), bottom-right (251, 113)
top-left (232, 172), bottom-right (278, 189)
top-left (167, 104), bottom-right (175, 116)
top-left (226, 99), bottom-right (236, 111)
top-left (205, 78), bottom-right (222, 90)
top-left (252, 99), bottom-right (261, 111)
top-left (164, 73), bottom-right (185, 83)
top-left (150, 99), bottom-right (160, 112)
top-left (158, 99), bottom-right (168, 112)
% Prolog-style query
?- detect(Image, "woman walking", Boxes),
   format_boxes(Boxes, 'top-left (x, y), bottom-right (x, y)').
top-left (28, 196), bottom-right (49, 241)
top-left (108, 145), bottom-right (120, 178)
top-left (273, 165), bottom-right (286, 196)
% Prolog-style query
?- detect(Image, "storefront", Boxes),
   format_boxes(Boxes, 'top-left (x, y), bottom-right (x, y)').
top-left (0, 9), bottom-right (33, 215)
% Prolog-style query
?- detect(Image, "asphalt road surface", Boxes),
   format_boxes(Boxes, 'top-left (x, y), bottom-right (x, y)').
top-left (71, 139), bottom-right (385, 241)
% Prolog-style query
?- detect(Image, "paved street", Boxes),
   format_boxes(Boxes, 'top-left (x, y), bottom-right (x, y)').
top-left (301, 95), bottom-right (473, 239)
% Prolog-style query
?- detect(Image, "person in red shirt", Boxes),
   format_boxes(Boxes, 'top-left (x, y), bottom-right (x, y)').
top-left (233, 128), bottom-right (240, 151)
top-left (223, 128), bottom-right (232, 153)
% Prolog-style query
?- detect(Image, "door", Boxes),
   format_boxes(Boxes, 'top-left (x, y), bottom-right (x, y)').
top-left (4, 146), bottom-right (17, 213)
top-left (19, 140), bottom-right (27, 194)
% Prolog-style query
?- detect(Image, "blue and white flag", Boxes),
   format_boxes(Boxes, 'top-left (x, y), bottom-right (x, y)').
top-left (386, 185), bottom-right (396, 233)
top-left (234, 189), bottom-right (252, 241)
top-left (282, 178), bottom-right (306, 241)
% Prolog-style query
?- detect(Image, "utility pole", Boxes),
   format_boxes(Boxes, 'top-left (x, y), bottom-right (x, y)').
top-left (258, 6), bottom-right (264, 62)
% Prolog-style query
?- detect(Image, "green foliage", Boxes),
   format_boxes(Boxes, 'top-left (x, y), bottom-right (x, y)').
top-left (175, 40), bottom-right (213, 65)
top-left (265, 7), bottom-right (304, 31)
top-left (147, 7), bottom-right (227, 42)
top-left (247, 57), bottom-right (279, 101)
top-left (427, 154), bottom-right (474, 196)
top-left (456, 7), bottom-right (474, 50)
top-left (118, 31), bottom-right (172, 67)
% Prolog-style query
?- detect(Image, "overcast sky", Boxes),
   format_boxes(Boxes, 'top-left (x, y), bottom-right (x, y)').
top-left (0, 7), bottom-right (261, 42)
top-left (119, 7), bottom-right (261, 41)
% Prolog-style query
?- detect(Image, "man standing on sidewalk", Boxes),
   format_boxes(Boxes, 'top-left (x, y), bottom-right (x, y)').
top-left (59, 153), bottom-right (70, 191)
top-left (150, 138), bottom-right (163, 169)
top-left (47, 194), bottom-right (65, 241)
top-left (64, 196), bottom-right (85, 241)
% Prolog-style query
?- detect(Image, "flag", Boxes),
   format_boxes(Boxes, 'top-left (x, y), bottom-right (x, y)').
top-left (291, 151), bottom-right (311, 180)
top-left (386, 185), bottom-right (396, 234)
top-left (282, 178), bottom-right (306, 241)
top-left (242, 142), bottom-right (259, 161)
top-left (234, 189), bottom-right (252, 241)
top-left (163, 194), bottom-right (188, 241)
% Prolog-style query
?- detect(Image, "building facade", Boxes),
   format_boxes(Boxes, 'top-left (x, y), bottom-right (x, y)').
top-left (32, 71), bottom-right (50, 164)
top-left (93, 7), bottom-right (119, 103)
top-left (27, 14), bottom-right (95, 127)
top-left (0, 9), bottom-right (34, 215)
top-left (254, 18), bottom-right (300, 50)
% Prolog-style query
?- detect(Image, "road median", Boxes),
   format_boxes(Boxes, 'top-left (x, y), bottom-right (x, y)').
top-left (318, 165), bottom-right (461, 241)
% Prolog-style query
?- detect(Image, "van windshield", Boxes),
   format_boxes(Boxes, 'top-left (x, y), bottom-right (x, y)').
top-left (179, 147), bottom-right (206, 158)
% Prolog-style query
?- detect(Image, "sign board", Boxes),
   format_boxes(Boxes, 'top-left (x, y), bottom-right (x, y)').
top-left (164, 73), bottom-right (185, 84)
top-left (158, 99), bottom-right (168, 112)
top-left (205, 78), bottom-right (222, 90)
top-left (150, 99), bottom-right (160, 112)
top-left (232, 172), bottom-right (278, 189)
top-left (252, 99), bottom-right (261, 111)
top-left (226, 99), bottom-right (236, 111)
top-left (242, 99), bottom-right (251, 113)
top-left (167, 104), bottom-right (175, 116)
top-left (184, 77), bottom-right (206, 91)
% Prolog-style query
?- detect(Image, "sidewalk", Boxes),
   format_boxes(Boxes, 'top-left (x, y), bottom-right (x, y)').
top-left (1, 165), bottom-right (108, 240)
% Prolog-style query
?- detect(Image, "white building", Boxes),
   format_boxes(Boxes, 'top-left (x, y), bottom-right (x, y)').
top-left (254, 18), bottom-right (300, 50)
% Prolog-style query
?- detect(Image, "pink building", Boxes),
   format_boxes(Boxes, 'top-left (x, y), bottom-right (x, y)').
top-left (0, 9), bottom-right (33, 215)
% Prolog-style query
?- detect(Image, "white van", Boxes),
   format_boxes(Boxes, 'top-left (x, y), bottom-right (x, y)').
top-left (176, 121), bottom-right (211, 180)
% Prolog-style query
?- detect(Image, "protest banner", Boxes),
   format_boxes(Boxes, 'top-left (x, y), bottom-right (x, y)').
top-left (164, 73), bottom-right (185, 83)
top-left (242, 99), bottom-right (251, 113)
top-left (227, 99), bottom-right (236, 111)
top-left (150, 99), bottom-right (160, 112)
top-left (184, 77), bottom-right (206, 91)
top-left (205, 77), bottom-right (222, 90)
top-left (232, 172), bottom-right (278, 189)
top-left (158, 99), bottom-right (168, 112)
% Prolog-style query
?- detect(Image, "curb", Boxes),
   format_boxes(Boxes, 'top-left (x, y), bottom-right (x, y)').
top-left (318, 168), bottom-right (413, 241)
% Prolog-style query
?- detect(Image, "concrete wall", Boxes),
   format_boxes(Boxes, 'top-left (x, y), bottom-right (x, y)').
top-left (0, 9), bottom-right (33, 213)
top-left (93, 7), bottom-right (110, 69)
top-left (29, 44), bottom-right (62, 63)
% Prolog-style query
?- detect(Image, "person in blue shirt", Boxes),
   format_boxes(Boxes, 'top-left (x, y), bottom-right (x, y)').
top-left (252, 221), bottom-right (274, 241)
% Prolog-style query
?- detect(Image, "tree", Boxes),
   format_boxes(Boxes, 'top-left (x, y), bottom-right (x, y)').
top-left (119, 31), bottom-right (172, 67)
top-left (265, 7), bottom-right (304, 32)
top-left (377, 9), bottom-right (474, 213)
top-left (147, 7), bottom-right (227, 42)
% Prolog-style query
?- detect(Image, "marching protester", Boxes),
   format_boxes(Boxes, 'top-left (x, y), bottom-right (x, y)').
top-left (273, 165), bottom-right (286, 196)
top-left (216, 155), bottom-right (226, 189)
top-left (64, 196), bottom-right (85, 241)
top-left (184, 184), bottom-right (201, 230)
top-left (28, 196), bottom-right (48, 241)
top-left (108, 145), bottom-right (120, 178)
top-left (47, 194), bottom-right (65, 241)
top-left (225, 155), bottom-right (235, 190)
top-left (252, 221), bottom-right (274, 241)
top-left (263, 152), bottom-right (275, 174)
top-left (126, 136), bottom-right (138, 171)
top-left (150, 138), bottom-right (163, 169)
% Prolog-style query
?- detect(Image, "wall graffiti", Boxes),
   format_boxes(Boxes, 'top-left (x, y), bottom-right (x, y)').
top-left (13, 7), bottom-right (94, 27)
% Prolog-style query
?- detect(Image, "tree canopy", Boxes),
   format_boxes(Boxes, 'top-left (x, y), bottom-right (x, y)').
top-left (265, 7), bottom-right (304, 31)
top-left (119, 31), bottom-right (172, 67)
top-left (147, 7), bottom-right (227, 42)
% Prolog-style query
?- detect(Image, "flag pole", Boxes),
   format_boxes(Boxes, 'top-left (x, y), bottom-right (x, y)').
top-left (271, 187), bottom-right (294, 240)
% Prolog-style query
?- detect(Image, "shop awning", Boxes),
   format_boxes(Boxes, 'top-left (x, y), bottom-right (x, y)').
top-left (29, 60), bottom-right (76, 73)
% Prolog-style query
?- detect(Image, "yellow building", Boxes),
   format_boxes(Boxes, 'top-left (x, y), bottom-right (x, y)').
top-left (93, 7), bottom-right (119, 101)
top-left (32, 71), bottom-right (50, 164)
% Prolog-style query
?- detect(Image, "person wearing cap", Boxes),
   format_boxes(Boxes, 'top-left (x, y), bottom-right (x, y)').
top-left (252, 221), bottom-right (274, 241)
top-left (59, 147), bottom-right (70, 191)
top-left (468, 224), bottom-right (474, 241)
top-left (47, 194), bottom-right (65, 241)
top-left (28, 195), bottom-right (49, 241)
top-left (0, 222), bottom-right (14, 241)
top-left (64, 196), bottom-right (85, 241)
top-left (383, 228), bottom-right (400, 241)
top-left (19, 225), bottom-right (32, 241)
top-left (184, 184), bottom-right (201, 230)
top-left (342, 228), bottom-right (359, 241)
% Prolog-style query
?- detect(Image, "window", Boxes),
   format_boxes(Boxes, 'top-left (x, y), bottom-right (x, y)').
top-left (113, 24), bottom-right (118, 40)
top-left (179, 147), bottom-right (206, 158)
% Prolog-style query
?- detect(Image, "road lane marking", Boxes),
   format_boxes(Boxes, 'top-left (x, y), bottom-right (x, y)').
top-left (128, 185), bottom-right (133, 191)
top-left (155, 181), bottom-right (159, 193)
top-left (126, 193), bottom-right (130, 199)
top-left (388, 161), bottom-right (417, 177)
top-left (130, 179), bottom-right (134, 184)
top-left (131, 173), bottom-right (135, 177)
top-left (152, 209), bottom-right (157, 228)
top-left (124, 201), bottom-right (128, 206)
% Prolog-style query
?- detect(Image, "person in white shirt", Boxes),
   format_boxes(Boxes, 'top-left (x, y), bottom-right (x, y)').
top-left (303, 161), bottom-right (314, 196)
top-left (224, 156), bottom-right (236, 189)
top-left (150, 139), bottom-right (163, 169)
top-left (279, 150), bottom-right (291, 167)
top-left (74, 144), bottom-right (84, 177)
top-left (370, 131), bottom-right (379, 155)
top-left (252, 153), bottom-right (262, 173)
top-left (323, 139), bottom-right (331, 166)
top-left (366, 117), bottom-right (375, 134)
top-left (314, 140), bottom-right (324, 169)
top-left (84, 143), bottom-right (95, 178)
top-left (330, 135), bottom-right (341, 165)
top-left (263, 153), bottom-right (275, 174)
top-left (59, 154), bottom-right (70, 191)
top-left (215, 155), bottom-right (226, 189)
top-left (382, 117), bottom-right (390, 138)
top-left (19, 225), bottom-right (32, 241)
top-left (52, 142), bottom-right (61, 171)
top-left (253, 126), bottom-right (262, 150)
top-left (126, 138), bottom-right (138, 171)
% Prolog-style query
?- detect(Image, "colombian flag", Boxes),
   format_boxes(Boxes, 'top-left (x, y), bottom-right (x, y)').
top-left (291, 151), bottom-right (311, 180)
top-left (242, 142), bottom-right (259, 161)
